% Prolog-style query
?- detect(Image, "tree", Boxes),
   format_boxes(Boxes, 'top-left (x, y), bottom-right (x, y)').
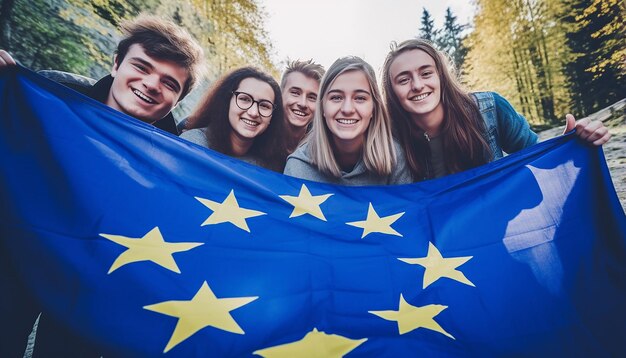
top-left (60, 0), bottom-right (172, 77)
top-left (150, 0), bottom-right (278, 78)
top-left (562, 0), bottom-right (625, 115)
top-left (419, 8), bottom-right (437, 43)
top-left (4, 0), bottom-right (94, 74)
top-left (200, 0), bottom-right (277, 77)
top-left (3, 0), bottom-right (278, 80)
top-left (465, 0), bottom-right (573, 125)
top-left (437, 7), bottom-right (468, 75)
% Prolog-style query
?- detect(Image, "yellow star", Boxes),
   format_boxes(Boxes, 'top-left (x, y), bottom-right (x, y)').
top-left (346, 203), bottom-right (404, 238)
top-left (399, 242), bottom-right (474, 289)
top-left (369, 294), bottom-right (454, 339)
top-left (195, 190), bottom-right (266, 232)
top-left (253, 328), bottom-right (367, 358)
top-left (144, 281), bottom-right (258, 353)
top-left (279, 184), bottom-right (333, 221)
top-left (100, 227), bottom-right (203, 274)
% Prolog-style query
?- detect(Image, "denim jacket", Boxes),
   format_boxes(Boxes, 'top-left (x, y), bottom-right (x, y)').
top-left (471, 91), bottom-right (538, 160)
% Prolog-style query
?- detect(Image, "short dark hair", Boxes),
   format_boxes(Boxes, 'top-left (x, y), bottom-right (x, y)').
top-left (186, 67), bottom-right (288, 172)
top-left (115, 14), bottom-right (205, 99)
top-left (280, 59), bottom-right (325, 89)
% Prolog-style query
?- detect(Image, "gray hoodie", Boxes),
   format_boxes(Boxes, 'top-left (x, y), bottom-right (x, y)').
top-left (180, 128), bottom-right (263, 168)
top-left (283, 140), bottom-right (413, 186)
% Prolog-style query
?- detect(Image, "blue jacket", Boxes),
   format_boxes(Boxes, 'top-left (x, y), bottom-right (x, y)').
top-left (472, 91), bottom-right (538, 160)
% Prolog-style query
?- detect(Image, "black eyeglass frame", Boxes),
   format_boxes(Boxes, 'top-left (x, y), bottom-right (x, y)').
top-left (232, 91), bottom-right (276, 118)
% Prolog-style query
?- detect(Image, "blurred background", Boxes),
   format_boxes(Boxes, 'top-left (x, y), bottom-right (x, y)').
top-left (1, 0), bottom-right (623, 126)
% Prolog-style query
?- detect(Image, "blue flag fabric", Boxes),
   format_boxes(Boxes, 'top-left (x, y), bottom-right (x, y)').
top-left (1, 67), bottom-right (625, 357)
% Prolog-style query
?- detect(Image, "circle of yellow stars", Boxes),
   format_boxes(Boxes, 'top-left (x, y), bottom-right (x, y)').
top-left (99, 182), bottom-right (475, 354)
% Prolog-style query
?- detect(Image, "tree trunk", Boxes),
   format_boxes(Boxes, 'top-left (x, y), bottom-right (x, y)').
top-left (524, 0), bottom-right (556, 123)
top-left (512, 48), bottom-right (531, 116)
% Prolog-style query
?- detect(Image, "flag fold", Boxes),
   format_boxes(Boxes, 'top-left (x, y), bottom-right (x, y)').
top-left (1, 67), bottom-right (625, 357)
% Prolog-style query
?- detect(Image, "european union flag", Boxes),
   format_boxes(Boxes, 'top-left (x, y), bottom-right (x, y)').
top-left (1, 67), bottom-right (625, 357)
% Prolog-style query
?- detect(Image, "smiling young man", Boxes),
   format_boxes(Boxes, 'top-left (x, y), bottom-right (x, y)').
top-left (1, 15), bottom-right (204, 135)
top-left (280, 59), bottom-right (325, 152)
top-left (105, 43), bottom-right (190, 125)
top-left (0, 15), bottom-right (205, 358)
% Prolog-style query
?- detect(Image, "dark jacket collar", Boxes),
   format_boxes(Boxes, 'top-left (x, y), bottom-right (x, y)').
top-left (87, 75), bottom-right (179, 135)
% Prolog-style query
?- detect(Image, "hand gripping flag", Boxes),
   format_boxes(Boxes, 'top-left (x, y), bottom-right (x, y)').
top-left (1, 67), bottom-right (625, 357)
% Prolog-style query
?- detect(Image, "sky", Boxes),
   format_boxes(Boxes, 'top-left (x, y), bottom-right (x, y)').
top-left (263, 0), bottom-right (476, 76)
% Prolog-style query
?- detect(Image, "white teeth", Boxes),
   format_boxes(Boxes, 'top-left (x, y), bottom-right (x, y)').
top-left (337, 119), bottom-right (358, 125)
top-left (241, 118), bottom-right (259, 126)
top-left (292, 109), bottom-right (307, 116)
top-left (410, 92), bottom-right (430, 101)
top-left (133, 89), bottom-right (154, 103)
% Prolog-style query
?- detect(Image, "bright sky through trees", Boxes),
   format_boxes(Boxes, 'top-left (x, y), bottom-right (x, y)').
top-left (263, 0), bottom-right (476, 75)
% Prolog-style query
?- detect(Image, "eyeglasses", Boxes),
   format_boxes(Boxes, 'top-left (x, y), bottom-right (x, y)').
top-left (232, 91), bottom-right (275, 118)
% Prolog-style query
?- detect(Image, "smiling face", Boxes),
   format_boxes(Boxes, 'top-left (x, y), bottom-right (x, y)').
top-left (282, 71), bottom-right (320, 130)
top-left (107, 44), bottom-right (189, 123)
top-left (323, 70), bottom-right (374, 148)
top-left (228, 77), bottom-right (275, 143)
top-left (389, 49), bottom-right (444, 128)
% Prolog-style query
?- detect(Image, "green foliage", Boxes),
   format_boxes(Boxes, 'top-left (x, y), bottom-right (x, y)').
top-left (4, 0), bottom-right (94, 74)
top-left (464, 0), bottom-right (623, 124)
top-left (436, 8), bottom-right (468, 76)
top-left (418, 8), bottom-right (468, 80)
top-left (2, 0), bottom-right (277, 82)
top-left (59, 0), bottom-right (163, 77)
top-left (189, 0), bottom-right (278, 78)
top-left (465, 0), bottom-right (573, 125)
top-left (562, 0), bottom-right (625, 115)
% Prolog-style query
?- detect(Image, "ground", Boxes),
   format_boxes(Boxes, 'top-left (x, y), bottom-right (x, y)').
top-left (537, 99), bottom-right (626, 213)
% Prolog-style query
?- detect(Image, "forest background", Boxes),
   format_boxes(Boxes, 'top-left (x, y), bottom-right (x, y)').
top-left (0, 0), bottom-right (623, 128)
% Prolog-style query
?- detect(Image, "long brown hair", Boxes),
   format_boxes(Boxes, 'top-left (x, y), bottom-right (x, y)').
top-left (186, 67), bottom-right (288, 172)
top-left (381, 39), bottom-right (491, 180)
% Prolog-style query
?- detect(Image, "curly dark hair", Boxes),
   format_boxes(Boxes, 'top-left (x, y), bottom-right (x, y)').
top-left (186, 67), bottom-right (288, 172)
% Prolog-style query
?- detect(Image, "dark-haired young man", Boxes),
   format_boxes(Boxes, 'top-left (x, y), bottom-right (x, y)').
top-left (0, 14), bottom-right (205, 357)
top-left (1, 14), bottom-right (205, 134)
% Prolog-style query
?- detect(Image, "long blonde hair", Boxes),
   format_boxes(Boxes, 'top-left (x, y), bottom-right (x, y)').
top-left (307, 56), bottom-right (396, 178)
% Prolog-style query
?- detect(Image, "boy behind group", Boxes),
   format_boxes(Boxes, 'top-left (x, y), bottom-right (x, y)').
top-left (280, 59), bottom-right (325, 152)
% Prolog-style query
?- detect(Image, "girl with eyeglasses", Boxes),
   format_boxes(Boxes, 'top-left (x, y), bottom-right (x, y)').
top-left (182, 67), bottom-right (288, 172)
top-left (381, 39), bottom-right (611, 181)
top-left (283, 56), bottom-right (412, 185)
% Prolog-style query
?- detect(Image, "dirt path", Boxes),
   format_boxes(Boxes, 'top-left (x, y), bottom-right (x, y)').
top-left (538, 99), bottom-right (625, 213)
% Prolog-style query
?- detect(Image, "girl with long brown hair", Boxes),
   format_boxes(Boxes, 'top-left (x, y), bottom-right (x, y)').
top-left (381, 39), bottom-right (610, 180)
